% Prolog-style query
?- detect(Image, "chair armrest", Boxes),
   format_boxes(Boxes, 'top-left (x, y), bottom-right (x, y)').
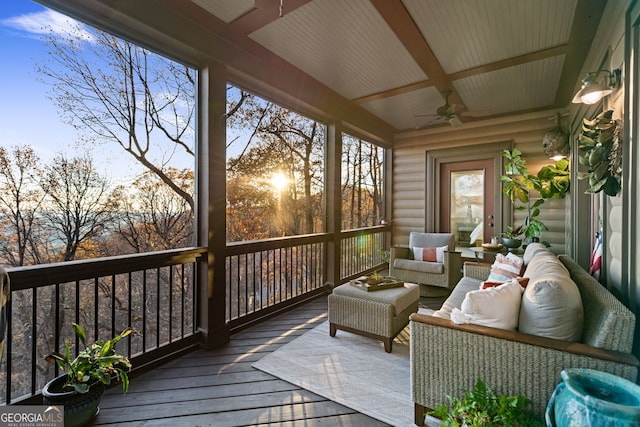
top-left (463, 261), bottom-right (491, 280)
top-left (390, 245), bottom-right (411, 261)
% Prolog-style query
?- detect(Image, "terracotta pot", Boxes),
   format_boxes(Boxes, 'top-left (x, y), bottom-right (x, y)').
top-left (42, 375), bottom-right (105, 427)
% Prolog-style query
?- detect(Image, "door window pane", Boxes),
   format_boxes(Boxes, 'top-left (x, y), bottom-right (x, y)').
top-left (450, 170), bottom-right (484, 247)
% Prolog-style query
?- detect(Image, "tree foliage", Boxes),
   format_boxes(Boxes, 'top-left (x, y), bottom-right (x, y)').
top-left (37, 23), bottom-right (196, 211)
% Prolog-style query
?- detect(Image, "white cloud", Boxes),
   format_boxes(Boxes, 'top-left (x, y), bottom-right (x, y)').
top-left (1, 9), bottom-right (94, 43)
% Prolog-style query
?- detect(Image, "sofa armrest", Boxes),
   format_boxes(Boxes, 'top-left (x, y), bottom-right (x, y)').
top-left (409, 313), bottom-right (639, 421)
top-left (410, 313), bottom-right (639, 366)
top-left (463, 262), bottom-right (491, 280)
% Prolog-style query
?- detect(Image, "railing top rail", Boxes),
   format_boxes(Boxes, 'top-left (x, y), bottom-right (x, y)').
top-left (5, 247), bottom-right (208, 291)
top-left (225, 233), bottom-right (332, 255)
top-left (339, 225), bottom-right (389, 238)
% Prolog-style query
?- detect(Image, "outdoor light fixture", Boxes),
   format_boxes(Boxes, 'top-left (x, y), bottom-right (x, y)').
top-left (572, 68), bottom-right (621, 104)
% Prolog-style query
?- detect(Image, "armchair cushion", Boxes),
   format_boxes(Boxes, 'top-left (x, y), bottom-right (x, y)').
top-left (393, 258), bottom-right (444, 274)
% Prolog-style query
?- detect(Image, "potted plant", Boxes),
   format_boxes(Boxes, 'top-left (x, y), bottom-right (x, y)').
top-left (501, 225), bottom-right (524, 250)
top-left (429, 379), bottom-right (544, 427)
top-left (43, 323), bottom-right (133, 427)
top-left (577, 110), bottom-right (622, 196)
top-left (500, 149), bottom-right (570, 244)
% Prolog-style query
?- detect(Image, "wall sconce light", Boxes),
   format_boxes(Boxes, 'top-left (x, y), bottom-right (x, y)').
top-left (543, 113), bottom-right (570, 161)
top-left (572, 68), bottom-right (621, 104)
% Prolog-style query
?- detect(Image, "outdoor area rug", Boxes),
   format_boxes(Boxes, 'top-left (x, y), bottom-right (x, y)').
top-left (252, 308), bottom-right (441, 427)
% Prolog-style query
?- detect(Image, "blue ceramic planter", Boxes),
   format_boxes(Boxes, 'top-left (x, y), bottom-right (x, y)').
top-left (546, 369), bottom-right (640, 427)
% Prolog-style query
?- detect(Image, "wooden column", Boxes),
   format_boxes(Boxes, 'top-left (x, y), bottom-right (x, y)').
top-left (325, 122), bottom-right (343, 287)
top-left (197, 63), bottom-right (230, 348)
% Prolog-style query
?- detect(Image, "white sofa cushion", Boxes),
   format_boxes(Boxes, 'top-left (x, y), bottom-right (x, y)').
top-left (460, 279), bottom-right (524, 330)
top-left (519, 252), bottom-right (583, 341)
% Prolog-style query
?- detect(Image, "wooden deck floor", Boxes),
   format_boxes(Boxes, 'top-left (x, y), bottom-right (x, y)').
top-left (94, 295), bottom-right (446, 426)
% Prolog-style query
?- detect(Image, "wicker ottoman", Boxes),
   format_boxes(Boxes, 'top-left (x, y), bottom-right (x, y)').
top-left (328, 282), bottom-right (420, 352)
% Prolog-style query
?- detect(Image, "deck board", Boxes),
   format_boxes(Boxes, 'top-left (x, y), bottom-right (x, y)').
top-left (95, 297), bottom-right (389, 426)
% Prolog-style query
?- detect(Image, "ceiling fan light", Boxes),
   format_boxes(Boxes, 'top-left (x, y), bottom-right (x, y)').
top-left (448, 115), bottom-right (463, 127)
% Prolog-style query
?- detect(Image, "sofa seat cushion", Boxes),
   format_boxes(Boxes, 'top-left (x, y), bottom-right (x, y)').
top-left (432, 276), bottom-right (481, 319)
top-left (393, 258), bottom-right (444, 274)
top-left (333, 282), bottom-right (420, 315)
top-left (519, 252), bottom-right (583, 341)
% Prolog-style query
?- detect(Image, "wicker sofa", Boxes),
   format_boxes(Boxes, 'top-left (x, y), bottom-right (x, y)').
top-left (410, 244), bottom-right (639, 425)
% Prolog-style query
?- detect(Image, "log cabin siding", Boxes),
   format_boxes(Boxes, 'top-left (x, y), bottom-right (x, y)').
top-left (392, 111), bottom-right (568, 250)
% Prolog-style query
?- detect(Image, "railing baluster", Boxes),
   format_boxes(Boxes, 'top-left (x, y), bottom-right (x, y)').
top-left (169, 265), bottom-right (173, 343)
top-left (31, 288), bottom-right (37, 395)
top-left (94, 277), bottom-right (99, 342)
top-left (156, 267), bottom-right (160, 349)
top-left (142, 269), bottom-right (147, 352)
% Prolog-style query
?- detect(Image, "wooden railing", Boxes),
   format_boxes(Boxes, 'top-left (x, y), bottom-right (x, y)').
top-left (225, 226), bottom-right (389, 328)
top-left (1, 248), bottom-right (206, 405)
top-left (340, 226), bottom-right (388, 281)
top-left (0, 226), bottom-right (388, 403)
top-left (226, 233), bottom-right (330, 328)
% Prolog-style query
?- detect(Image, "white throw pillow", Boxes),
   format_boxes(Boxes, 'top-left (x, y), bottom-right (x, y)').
top-left (412, 245), bottom-right (448, 263)
top-left (460, 279), bottom-right (524, 330)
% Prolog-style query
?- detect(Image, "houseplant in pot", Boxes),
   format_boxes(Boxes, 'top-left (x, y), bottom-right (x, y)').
top-left (500, 149), bottom-right (570, 245)
top-left (501, 225), bottom-right (524, 250)
top-left (43, 323), bottom-right (132, 427)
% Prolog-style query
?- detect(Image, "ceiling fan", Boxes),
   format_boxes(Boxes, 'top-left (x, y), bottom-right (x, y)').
top-left (416, 90), bottom-right (491, 128)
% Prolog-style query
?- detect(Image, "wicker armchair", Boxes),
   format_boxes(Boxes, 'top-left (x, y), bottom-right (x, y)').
top-left (389, 232), bottom-right (462, 297)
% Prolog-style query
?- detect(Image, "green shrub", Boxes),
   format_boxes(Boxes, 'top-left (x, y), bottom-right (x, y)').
top-left (429, 379), bottom-right (544, 427)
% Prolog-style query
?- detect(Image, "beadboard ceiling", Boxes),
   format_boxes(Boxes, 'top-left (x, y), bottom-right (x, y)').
top-left (183, 0), bottom-right (606, 131)
top-left (117, 0), bottom-right (606, 132)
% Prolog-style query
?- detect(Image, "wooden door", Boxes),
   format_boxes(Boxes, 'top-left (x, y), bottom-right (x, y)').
top-left (439, 159), bottom-right (496, 247)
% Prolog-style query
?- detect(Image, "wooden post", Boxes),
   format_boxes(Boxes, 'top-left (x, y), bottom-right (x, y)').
top-left (325, 122), bottom-right (343, 287)
top-left (197, 63), bottom-right (230, 348)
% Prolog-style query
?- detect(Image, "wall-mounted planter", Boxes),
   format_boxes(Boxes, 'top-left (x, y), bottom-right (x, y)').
top-left (577, 110), bottom-right (622, 196)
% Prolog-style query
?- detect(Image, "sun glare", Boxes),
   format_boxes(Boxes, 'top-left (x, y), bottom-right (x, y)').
top-left (271, 172), bottom-right (289, 192)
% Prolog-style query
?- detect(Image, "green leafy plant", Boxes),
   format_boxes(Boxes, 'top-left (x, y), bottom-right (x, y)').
top-left (429, 379), bottom-right (544, 427)
top-left (45, 323), bottom-right (133, 394)
top-left (502, 225), bottom-right (524, 239)
top-left (577, 110), bottom-right (622, 196)
top-left (500, 149), bottom-right (570, 240)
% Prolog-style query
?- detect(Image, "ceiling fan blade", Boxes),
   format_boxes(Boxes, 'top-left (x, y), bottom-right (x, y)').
top-left (459, 109), bottom-right (492, 117)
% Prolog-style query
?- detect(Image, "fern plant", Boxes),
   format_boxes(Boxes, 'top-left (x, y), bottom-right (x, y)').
top-left (430, 379), bottom-right (543, 427)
